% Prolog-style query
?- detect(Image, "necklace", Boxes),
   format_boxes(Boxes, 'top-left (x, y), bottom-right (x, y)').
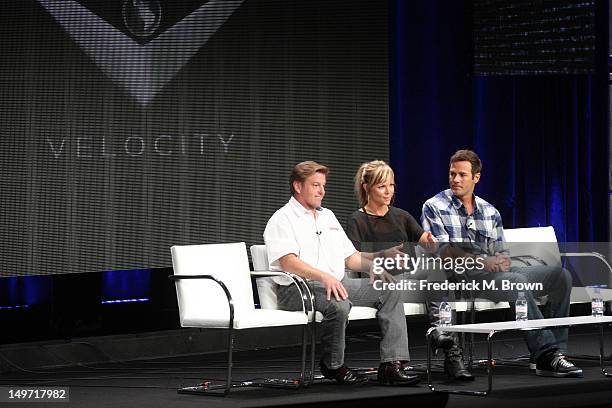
top-left (364, 204), bottom-right (389, 217)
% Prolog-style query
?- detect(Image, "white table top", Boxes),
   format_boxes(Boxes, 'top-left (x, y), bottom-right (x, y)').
top-left (439, 315), bottom-right (612, 334)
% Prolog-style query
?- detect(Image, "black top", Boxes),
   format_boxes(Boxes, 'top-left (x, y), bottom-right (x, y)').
top-left (346, 206), bottom-right (424, 258)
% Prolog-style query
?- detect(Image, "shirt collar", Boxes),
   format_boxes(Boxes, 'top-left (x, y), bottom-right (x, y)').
top-left (288, 196), bottom-right (322, 218)
top-left (446, 189), bottom-right (482, 215)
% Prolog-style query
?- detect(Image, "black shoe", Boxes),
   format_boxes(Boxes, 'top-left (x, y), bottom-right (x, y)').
top-left (444, 346), bottom-right (475, 381)
top-left (377, 361), bottom-right (420, 386)
top-left (431, 329), bottom-right (455, 354)
top-left (535, 350), bottom-right (583, 378)
top-left (399, 360), bottom-right (413, 372)
top-left (320, 362), bottom-right (368, 385)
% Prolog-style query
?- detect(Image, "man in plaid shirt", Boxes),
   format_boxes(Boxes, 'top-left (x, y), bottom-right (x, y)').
top-left (421, 149), bottom-right (581, 379)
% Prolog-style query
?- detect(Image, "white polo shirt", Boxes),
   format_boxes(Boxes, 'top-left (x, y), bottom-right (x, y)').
top-left (264, 196), bottom-right (357, 284)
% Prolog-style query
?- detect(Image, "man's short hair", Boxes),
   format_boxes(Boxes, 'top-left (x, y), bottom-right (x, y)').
top-left (450, 149), bottom-right (482, 176)
top-left (290, 161), bottom-right (329, 194)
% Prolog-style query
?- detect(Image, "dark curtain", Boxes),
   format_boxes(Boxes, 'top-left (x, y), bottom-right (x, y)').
top-left (389, 0), bottom-right (609, 242)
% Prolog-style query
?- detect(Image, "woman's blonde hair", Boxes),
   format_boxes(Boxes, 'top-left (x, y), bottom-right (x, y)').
top-left (354, 160), bottom-right (395, 207)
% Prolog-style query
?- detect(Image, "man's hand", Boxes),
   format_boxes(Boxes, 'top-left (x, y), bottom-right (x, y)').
top-left (481, 255), bottom-right (498, 272)
top-left (279, 253), bottom-right (349, 301)
top-left (481, 253), bottom-right (510, 273)
top-left (320, 273), bottom-right (349, 301)
top-left (495, 253), bottom-right (511, 272)
top-left (368, 262), bottom-right (397, 285)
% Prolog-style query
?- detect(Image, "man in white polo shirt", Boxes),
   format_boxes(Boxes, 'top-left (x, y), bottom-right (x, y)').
top-left (264, 161), bottom-right (418, 386)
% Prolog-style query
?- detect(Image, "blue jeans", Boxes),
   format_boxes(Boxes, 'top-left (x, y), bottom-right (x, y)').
top-left (465, 265), bottom-right (572, 358)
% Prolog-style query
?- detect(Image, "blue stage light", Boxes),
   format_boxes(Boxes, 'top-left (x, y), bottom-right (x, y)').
top-left (100, 298), bottom-right (150, 305)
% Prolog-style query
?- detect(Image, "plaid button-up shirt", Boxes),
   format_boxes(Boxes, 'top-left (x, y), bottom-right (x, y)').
top-left (421, 189), bottom-right (506, 256)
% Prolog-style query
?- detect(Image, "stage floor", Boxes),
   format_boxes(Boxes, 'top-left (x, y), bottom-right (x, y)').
top-left (1, 324), bottom-right (612, 408)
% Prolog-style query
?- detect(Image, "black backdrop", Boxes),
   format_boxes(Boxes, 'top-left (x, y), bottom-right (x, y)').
top-left (0, 0), bottom-right (389, 276)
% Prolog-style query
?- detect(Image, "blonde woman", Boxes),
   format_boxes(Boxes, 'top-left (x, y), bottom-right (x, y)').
top-left (346, 160), bottom-right (435, 258)
top-left (346, 160), bottom-right (474, 381)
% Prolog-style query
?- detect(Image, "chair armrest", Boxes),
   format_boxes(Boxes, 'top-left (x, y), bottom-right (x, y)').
top-left (170, 274), bottom-right (216, 280)
top-left (250, 271), bottom-right (315, 318)
top-left (168, 274), bottom-right (234, 325)
top-left (251, 271), bottom-right (292, 277)
top-left (251, 270), bottom-right (306, 285)
top-left (561, 252), bottom-right (612, 282)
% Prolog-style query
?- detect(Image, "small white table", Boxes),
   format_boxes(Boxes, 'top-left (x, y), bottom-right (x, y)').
top-left (426, 316), bottom-right (612, 396)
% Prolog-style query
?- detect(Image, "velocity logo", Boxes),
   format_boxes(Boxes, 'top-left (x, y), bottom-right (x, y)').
top-left (122, 0), bottom-right (162, 39)
top-left (37, 0), bottom-right (244, 106)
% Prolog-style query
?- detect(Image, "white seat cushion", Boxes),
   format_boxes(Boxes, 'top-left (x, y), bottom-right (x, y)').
top-left (452, 300), bottom-right (510, 312)
top-left (404, 302), bottom-right (426, 315)
top-left (473, 300), bottom-right (510, 311)
top-left (311, 306), bottom-right (377, 323)
top-left (347, 306), bottom-right (378, 320)
top-left (181, 308), bottom-right (308, 330)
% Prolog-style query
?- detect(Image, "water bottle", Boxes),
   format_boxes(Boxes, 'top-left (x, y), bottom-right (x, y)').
top-left (515, 292), bottom-right (528, 322)
top-left (592, 287), bottom-right (604, 317)
top-left (439, 297), bottom-right (452, 326)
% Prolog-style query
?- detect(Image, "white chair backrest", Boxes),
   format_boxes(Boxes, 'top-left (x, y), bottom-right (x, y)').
top-left (504, 226), bottom-right (562, 267)
top-left (250, 244), bottom-right (280, 310)
top-left (171, 242), bottom-right (254, 327)
top-left (250, 244), bottom-right (269, 271)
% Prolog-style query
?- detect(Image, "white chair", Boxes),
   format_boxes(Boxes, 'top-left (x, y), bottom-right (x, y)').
top-left (505, 226), bottom-right (612, 304)
top-left (250, 245), bottom-right (378, 322)
top-left (250, 244), bottom-right (382, 375)
top-left (504, 226), bottom-right (612, 362)
top-left (170, 242), bottom-right (310, 396)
